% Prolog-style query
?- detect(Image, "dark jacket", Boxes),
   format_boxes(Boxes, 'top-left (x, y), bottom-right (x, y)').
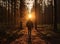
top-left (26, 20), bottom-right (33, 29)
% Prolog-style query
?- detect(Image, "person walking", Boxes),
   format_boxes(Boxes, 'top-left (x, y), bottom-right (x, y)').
top-left (26, 19), bottom-right (34, 44)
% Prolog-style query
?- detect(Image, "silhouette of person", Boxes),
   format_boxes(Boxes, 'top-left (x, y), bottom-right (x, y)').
top-left (26, 19), bottom-right (34, 44)
top-left (26, 19), bottom-right (33, 34)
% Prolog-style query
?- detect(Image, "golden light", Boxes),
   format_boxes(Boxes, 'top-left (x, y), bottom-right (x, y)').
top-left (25, 0), bottom-right (35, 22)
top-left (28, 13), bottom-right (32, 19)
top-left (26, 11), bottom-right (35, 22)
